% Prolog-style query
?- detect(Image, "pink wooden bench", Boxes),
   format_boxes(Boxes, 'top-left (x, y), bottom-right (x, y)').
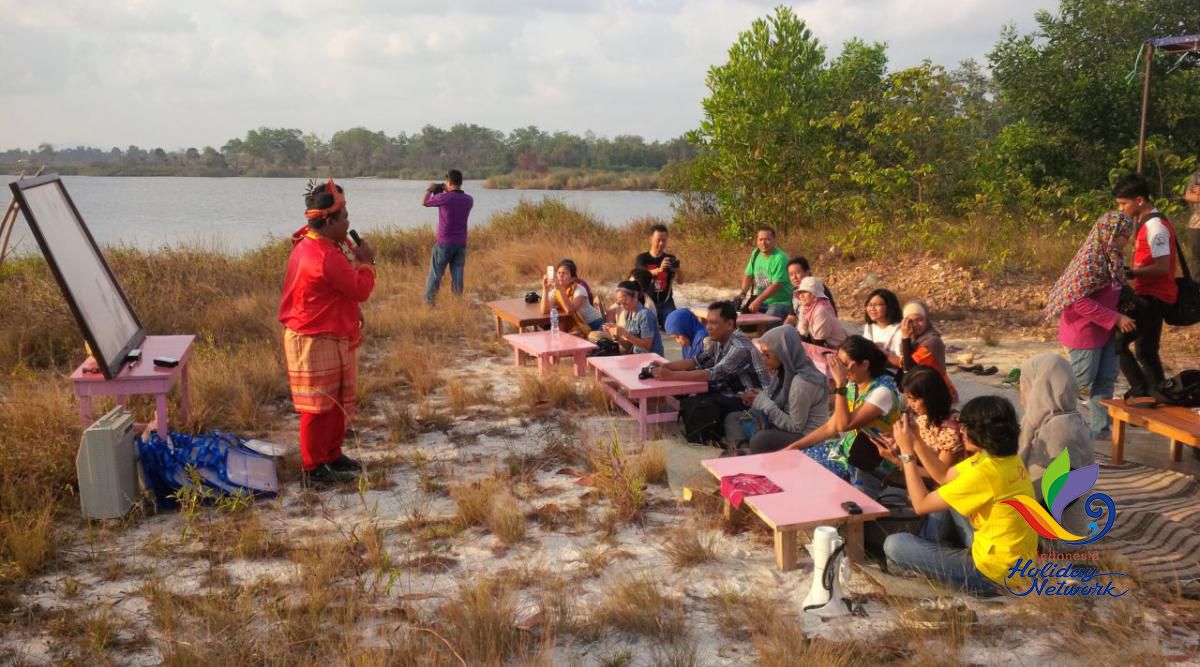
top-left (588, 353), bottom-right (708, 440)
top-left (70, 335), bottom-right (195, 436)
top-left (702, 451), bottom-right (889, 571)
top-left (504, 331), bottom-right (596, 377)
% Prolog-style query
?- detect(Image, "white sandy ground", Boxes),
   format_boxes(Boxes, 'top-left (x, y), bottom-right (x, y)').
top-left (4, 291), bottom-right (1199, 664)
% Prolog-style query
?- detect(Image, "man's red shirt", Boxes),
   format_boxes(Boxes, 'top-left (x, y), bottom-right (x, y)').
top-left (278, 233), bottom-right (375, 339)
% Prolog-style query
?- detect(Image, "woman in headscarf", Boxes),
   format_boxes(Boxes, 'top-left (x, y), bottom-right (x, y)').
top-left (723, 325), bottom-right (830, 453)
top-left (899, 300), bottom-right (957, 403)
top-left (794, 276), bottom-right (846, 348)
top-left (1019, 353), bottom-right (1095, 537)
top-left (664, 309), bottom-right (708, 360)
top-left (1043, 212), bottom-right (1136, 438)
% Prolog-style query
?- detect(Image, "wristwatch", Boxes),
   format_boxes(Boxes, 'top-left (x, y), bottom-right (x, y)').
top-left (834, 385), bottom-right (848, 397)
top-left (898, 453), bottom-right (915, 465)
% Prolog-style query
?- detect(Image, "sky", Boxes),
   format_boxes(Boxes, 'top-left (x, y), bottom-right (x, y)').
top-left (1, 0), bottom-right (1058, 150)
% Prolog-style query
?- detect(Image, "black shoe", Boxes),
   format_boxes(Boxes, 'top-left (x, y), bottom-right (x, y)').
top-left (304, 463), bottom-right (358, 485)
top-left (329, 454), bottom-right (361, 472)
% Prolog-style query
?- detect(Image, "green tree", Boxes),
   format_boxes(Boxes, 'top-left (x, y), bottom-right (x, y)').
top-left (690, 6), bottom-right (828, 237)
top-left (988, 0), bottom-right (1200, 188)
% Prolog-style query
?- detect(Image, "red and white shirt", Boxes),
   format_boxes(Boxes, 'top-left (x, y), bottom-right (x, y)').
top-left (1132, 211), bottom-right (1178, 304)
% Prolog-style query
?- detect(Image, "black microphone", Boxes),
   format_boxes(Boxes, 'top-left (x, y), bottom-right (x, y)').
top-left (349, 229), bottom-right (363, 245)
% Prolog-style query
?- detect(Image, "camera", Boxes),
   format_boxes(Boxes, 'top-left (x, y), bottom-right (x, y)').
top-left (638, 365), bottom-right (655, 380)
top-left (524, 291), bottom-right (540, 304)
top-left (429, 182), bottom-right (446, 195)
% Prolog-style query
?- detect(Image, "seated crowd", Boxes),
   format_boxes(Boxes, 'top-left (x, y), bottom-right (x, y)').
top-left (531, 219), bottom-right (1123, 597)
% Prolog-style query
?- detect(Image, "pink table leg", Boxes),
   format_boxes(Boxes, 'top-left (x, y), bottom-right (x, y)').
top-left (155, 392), bottom-right (169, 436)
top-left (638, 397), bottom-right (648, 440)
top-left (537, 354), bottom-right (548, 376)
top-left (77, 393), bottom-right (93, 428)
top-left (573, 352), bottom-right (587, 377)
top-left (179, 361), bottom-right (191, 424)
top-left (513, 347), bottom-right (523, 368)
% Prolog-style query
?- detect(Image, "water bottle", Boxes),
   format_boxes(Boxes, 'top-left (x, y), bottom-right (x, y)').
top-left (549, 307), bottom-right (560, 343)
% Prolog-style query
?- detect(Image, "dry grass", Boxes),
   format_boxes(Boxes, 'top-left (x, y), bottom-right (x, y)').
top-left (660, 524), bottom-right (718, 568)
top-left (487, 493), bottom-right (528, 545)
top-left (633, 442), bottom-right (666, 484)
top-left (707, 586), bottom-right (783, 643)
top-left (449, 476), bottom-right (507, 528)
top-left (435, 576), bottom-right (529, 665)
top-left (586, 573), bottom-right (686, 641)
top-left (586, 436), bottom-right (647, 524)
top-left (516, 371), bottom-right (581, 410)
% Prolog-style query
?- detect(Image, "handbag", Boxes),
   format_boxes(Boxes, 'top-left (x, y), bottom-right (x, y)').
top-left (1165, 235), bottom-right (1200, 326)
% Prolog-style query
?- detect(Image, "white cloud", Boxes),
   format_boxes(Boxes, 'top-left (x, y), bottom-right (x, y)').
top-left (0, 0), bottom-right (1056, 149)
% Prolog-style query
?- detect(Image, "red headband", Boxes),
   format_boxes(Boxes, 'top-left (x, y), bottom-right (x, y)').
top-left (304, 177), bottom-right (346, 220)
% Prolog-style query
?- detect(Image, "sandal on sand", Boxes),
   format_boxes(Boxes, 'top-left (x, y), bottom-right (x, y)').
top-left (977, 366), bottom-right (999, 376)
top-left (1000, 368), bottom-right (1020, 386)
top-left (899, 597), bottom-right (979, 630)
top-left (960, 364), bottom-right (984, 374)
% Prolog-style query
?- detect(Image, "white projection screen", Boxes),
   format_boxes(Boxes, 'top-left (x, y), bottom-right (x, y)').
top-left (10, 176), bottom-right (145, 379)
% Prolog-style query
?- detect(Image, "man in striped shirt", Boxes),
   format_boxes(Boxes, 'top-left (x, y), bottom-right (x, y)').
top-left (651, 301), bottom-right (770, 416)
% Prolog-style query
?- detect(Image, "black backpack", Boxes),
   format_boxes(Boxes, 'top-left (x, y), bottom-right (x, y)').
top-left (678, 395), bottom-right (723, 444)
top-left (1155, 370), bottom-right (1200, 407)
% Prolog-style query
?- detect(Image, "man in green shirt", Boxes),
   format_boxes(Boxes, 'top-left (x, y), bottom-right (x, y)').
top-left (736, 227), bottom-right (792, 323)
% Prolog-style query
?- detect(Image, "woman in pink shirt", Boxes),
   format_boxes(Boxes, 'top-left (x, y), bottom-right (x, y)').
top-left (1043, 212), bottom-right (1136, 438)
top-left (794, 276), bottom-right (846, 347)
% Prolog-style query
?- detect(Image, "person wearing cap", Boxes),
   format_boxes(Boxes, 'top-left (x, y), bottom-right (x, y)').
top-left (279, 179), bottom-right (376, 485)
top-left (794, 276), bottom-right (846, 348)
top-left (604, 280), bottom-right (664, 355)
top-left (784, 256), bottom-right (837, 325)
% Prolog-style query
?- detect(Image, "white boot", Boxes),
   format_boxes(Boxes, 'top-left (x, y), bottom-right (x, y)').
top-left (802, 525), bottom-right (851, 616)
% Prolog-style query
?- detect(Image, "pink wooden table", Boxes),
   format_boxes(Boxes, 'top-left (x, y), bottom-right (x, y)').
top-left (486, 298), bottom-right (551, 336)
top-left (703, 451), bottom-right (889, 571)
top-left (70, 335), bottom-right (195, 436)
top-left (504, 331), bottom-right (596, 377)
top-left (588, 353), bottom-right (709, 441)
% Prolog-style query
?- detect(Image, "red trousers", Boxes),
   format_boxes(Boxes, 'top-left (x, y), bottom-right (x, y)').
top-left (300, 410), bottom-right (345, 471)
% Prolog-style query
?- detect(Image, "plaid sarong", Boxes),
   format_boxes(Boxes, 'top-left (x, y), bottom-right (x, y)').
top-left (283, 329), bottom-right (356, 421)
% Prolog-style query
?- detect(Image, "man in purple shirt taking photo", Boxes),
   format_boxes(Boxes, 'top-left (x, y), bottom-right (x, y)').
top-left (422, 168), bottom-right (474, 304)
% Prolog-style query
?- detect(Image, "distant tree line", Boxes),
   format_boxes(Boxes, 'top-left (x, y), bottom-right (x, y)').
top-left (676, 0), bottom-right (1200, 255)
top-left (0, 125), bottom-right (695, 179)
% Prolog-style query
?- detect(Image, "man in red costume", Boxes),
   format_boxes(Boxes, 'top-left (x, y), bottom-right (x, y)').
top-left (279, 179), bottom-right (376, 484)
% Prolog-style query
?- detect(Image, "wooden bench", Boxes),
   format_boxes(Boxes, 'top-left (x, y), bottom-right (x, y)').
top-left (504, 331), bottom-right (596, 377)
top-left (588, 353), bottom-right (708, 441)
top-left (486, 298), bottom-right (551, 336)
top-left (702, 451), bottom-right (889, 571)
top-left (1100, 398), bottom-right (1200, 465)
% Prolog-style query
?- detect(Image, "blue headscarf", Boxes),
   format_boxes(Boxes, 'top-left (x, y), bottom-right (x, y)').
top-left (665, 309), bottom-right (707, 359)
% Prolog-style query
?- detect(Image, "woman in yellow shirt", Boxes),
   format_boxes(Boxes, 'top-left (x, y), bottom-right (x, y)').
top-left (883, 396), bottom-right (1038, 595)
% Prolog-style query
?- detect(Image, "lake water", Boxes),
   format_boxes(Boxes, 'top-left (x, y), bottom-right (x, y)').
top-left (1, 176), bottom-right (676, 254)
